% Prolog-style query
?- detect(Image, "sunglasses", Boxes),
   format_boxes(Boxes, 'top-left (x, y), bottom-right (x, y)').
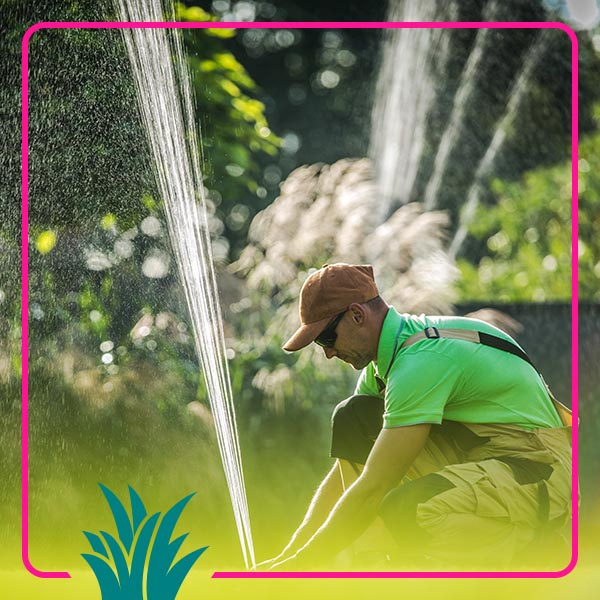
top-left (314, 310), bottom-right (347, 348)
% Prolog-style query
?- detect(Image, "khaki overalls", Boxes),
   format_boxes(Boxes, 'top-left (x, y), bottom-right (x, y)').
top-left (331, 396), bottom-right (573, 569)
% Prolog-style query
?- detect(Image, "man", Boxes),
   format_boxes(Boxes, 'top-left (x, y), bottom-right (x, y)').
top-left (262, 263), bottom-right (572, 570)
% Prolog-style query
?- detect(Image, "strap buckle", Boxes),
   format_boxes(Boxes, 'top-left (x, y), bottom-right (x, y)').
top-left (424, 326), bottom-right (440, 339)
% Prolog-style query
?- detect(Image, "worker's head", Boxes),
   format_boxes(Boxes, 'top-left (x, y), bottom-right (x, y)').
top-left (283, 263), bottom-right (388, 369)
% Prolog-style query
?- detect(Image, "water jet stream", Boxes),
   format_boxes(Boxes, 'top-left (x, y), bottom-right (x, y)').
top-left (369, 0), bottom-right (458, 224)
top-left (369, 0), bottom-right (450, 222)
top-left (422, 0), bottom-right (503, 210)
top-left (449, 29), bottom-right (552, 258)
top-left (115, 0), bottom-right (255, 569)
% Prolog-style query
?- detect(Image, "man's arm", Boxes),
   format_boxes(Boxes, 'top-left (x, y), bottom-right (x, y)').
top-left (258, 459), bottom-right (345, 567)
top-left (273, 423), bottom-right (431, 569)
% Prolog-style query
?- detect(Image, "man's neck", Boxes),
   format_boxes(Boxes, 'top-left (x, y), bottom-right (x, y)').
top-left (372, 306), bottom-right (391, 364)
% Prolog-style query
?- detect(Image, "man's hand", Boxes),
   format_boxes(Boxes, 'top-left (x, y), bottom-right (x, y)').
top-left (279, 424), bottom-right (431, 561)
top-left (260, 425), bottom-right (432, 570)
top-left (253, 461), bottom-right (345, 571)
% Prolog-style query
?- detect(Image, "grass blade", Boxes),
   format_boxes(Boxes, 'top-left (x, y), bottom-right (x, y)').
top-left (128, 485), bottom-right (147, 533)
top-left (165, 546), bottom-right (208, 600)
top-left (81, 553), bottom-right (122, 600)
top-left (129, 512), bottom-right (160, 596)
top-left (161, 532), bottom-right (188, 572)
top-left (150, 493), bottom-right (195, 572)
top-left (99, 483), bottom-right (134, 552)
top-left (99, 531), bottom-right (130, 592)
top-left (147, 493), bottom-right (196, 600)
top-left (83, 531), bottom-right (109, 558)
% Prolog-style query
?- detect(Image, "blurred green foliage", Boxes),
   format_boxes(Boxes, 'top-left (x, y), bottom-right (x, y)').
top-left (457, 105), bottom-right (600, 302)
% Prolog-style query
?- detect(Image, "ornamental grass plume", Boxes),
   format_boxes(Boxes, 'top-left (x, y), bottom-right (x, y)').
top-left (233, 157), bottom-right (458, 315)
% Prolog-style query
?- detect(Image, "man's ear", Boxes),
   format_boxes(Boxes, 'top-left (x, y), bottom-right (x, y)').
top-left (348, 302), bottom-right (366, 324)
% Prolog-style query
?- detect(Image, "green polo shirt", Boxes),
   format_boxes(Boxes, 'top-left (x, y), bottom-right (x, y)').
top-left (355, 308), bottom-right (562, 430)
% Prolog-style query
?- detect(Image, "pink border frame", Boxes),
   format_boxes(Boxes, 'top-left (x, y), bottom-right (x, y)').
top-left (21, 20), bottom-right (579, 581)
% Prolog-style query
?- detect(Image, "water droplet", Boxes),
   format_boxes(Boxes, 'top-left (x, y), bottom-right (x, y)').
top-left (100, 340), bottom-right (114, 352)
top-left (275, 30), bottom-right (295, 48)
top-left (212, 0), bottom-right (230, 13)
top-left (85, 248), bottom-right (113, 271)
top-left (142, 250), bottom-right (170, 278)
top-left (487, 231), bottom-right (511, 253)
top-left (155, 312), bottom-right (170, 329)
top-left (211, 238), bottom-right (230, 263)
top-left (336, 49), bottom-right (357, 68)
top-left (140, 216), bottom-right (162, 237)
top-left (322, 30), bottom-right (342, 49)
top-left (226, 204), bottom-right (250, 231)
top-left (318, 69), bottom-right (340, 89)
top-left (514, 272), bottom-right (529, 287)
top-left (114, 238), bottom-right (134, 258)
top-left (31, 303), bottom-right (44, 320)
top-left (242, 29), bottom-right (265, 49)
top-left (281, 132), bottom-right (301, 154)
top-left (138, 325), bottom-right (151, 337)
top-left (225, 164), bottom-right (245, 177)
top-left (122, 226), bottom-right (139, 240)
top-left (524, 228), bottom-right (539, 243)
top-left (564, 0), bottom-right (600, 29)
top-left (233, 1), bottom-right (255, 21)
top-left (263, 164), bottom-right (282, 186)
top-left (542, 255), bottom-right (558, 272)
top-left (288, 83), bottom-right (307, 105)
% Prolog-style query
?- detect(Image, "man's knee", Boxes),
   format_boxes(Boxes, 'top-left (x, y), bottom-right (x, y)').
top-left (378, 473), bottom-right (455, 547)
top-left (330, 395), bottom-right (384, 465)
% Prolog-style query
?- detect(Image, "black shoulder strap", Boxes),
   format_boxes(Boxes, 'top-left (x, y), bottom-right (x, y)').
top-left (400, 326), bottom-right (573, 427)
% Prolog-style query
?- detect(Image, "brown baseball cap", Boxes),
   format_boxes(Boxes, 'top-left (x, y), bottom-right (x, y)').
top-left (283, 263), bottom-right (379, 352)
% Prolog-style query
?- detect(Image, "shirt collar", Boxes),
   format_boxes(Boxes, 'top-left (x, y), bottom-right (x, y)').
top-left (374, 307), bottom-right (405, 379)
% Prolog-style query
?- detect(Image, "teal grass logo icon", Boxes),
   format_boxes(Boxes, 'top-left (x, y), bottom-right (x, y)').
top-left (82, 484), bottom-right (207, 600)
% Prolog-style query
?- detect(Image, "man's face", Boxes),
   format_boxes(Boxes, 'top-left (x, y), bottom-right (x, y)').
top-left (321, 310), bottom-right (375, 370)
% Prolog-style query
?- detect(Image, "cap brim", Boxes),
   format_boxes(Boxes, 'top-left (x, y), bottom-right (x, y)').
top-left (282, 316), bottom-right (331, 352)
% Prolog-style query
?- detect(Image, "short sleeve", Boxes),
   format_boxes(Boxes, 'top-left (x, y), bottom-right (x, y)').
top-left (354, 363), bottom-right (383, 398)
top-left (384, 350), bottom-right (459, 428)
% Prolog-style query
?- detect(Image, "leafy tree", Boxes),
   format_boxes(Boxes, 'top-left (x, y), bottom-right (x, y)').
top-left (176, 3), bottom-right (280, 257)
top-left (457, 105), bottom-right (600, 302)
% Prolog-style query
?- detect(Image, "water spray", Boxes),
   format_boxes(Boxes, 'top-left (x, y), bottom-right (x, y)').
top-left (115, 0), bottom-right (256, 569)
